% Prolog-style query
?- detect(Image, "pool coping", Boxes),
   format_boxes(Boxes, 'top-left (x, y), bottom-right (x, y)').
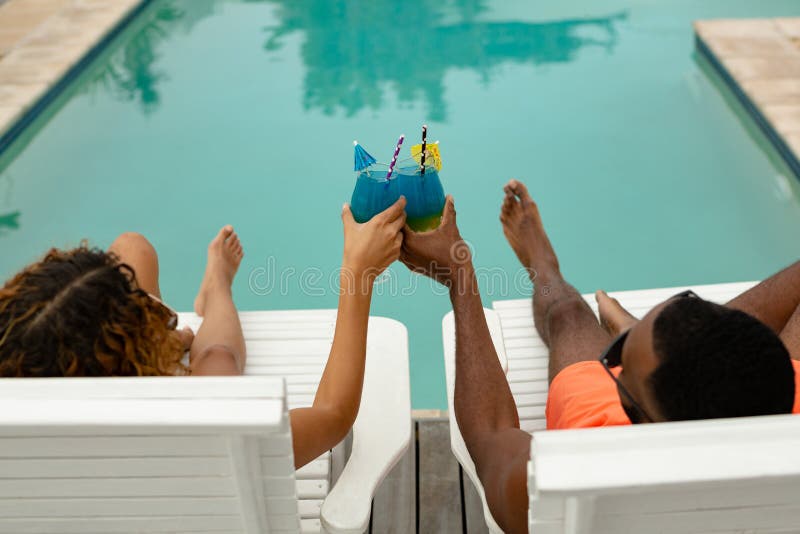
top-left (694, 19), bottom-right (800, 180)
top-left (0, 0), bottom-right (150, 154)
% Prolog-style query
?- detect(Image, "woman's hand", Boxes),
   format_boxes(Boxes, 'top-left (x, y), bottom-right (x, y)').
top-left (341, 196), bottom-right (406, 285)
top-left (174, 326), bottom-right (194, 351)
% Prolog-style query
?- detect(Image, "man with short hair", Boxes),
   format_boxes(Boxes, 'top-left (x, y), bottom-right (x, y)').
top-left (399, 179), bottom-right (800, 534)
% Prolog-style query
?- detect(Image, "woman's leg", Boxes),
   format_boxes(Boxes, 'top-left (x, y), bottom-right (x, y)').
top-left (109, 232), bottom-right (161, 297)
top-left (109, 232), bottom-right (195, 352)
top-left (189, 226), bottom-right (247, 375)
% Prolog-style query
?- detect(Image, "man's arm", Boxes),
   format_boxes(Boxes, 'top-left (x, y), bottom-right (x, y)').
top-left (450, 268), bottom-right (531, 534)
top-left (401, 197), bottom-right (531, 533)
top-left (780, 304), bottom-right (800, 360)
top-left (726, 260), bottom-right (800, 359)
top-left (726, 260), bottom-right (800, 333)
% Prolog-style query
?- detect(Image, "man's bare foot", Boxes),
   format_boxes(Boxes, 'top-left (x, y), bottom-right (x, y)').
top-left (595, 290), bottom-right (638, 336)
top-left (499, 179), bottom-right (559, 278)
top-left (193, 225), bottom-right (244, 316)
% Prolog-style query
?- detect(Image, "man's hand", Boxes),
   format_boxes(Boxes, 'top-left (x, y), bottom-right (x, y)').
top-left (342, 196), bottom-right (406, 287)
top-left (400, 196), bottom-right (472, 288)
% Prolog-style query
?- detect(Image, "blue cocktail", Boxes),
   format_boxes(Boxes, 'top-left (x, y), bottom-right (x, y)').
top-left (350, 164), bottom-right (445, 232)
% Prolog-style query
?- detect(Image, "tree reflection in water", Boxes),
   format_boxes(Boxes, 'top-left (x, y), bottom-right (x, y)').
top-left (260, 1), bottom-right (628, 120)
top-left (82, 0), bottom-right (627, 121)
top-left (0, 172), bottom-right (19, 236)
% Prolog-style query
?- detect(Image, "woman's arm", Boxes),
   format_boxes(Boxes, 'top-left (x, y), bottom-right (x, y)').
top-left (289, 274), bottom-right (371, 467)
top-left (290, 197), bottom-right (406, 469)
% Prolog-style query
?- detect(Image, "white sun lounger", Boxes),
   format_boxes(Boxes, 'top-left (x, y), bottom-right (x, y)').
top-left (529, 410), bottom-right (800, 533)
top-left (0, 310), bottom-right (409, 534)
top-left (178, 310), bottom-right (412, 534)
top-left (0, 376), bottom-right (300, 533)
top-left (443, 281), bottom-right (794, 533)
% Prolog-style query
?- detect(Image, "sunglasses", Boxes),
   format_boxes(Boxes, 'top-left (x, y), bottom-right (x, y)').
top-left (598, 290), bottom-right (699, 423)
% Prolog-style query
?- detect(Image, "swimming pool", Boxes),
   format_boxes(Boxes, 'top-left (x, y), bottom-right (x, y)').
top-left (3, 0), bottom-right (800, 409)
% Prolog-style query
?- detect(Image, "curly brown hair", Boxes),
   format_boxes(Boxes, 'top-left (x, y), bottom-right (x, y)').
top-left (0, 245), bottom-right (187, 377)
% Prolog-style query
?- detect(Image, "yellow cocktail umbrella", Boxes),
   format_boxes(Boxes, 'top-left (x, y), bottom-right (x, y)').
top-left (411, 142), bottom-right (442, 171)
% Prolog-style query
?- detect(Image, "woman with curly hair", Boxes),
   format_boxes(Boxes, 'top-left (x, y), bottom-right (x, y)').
top-left (0, 225), bottom-right (245, 378)
top-left (0, 197), bottom-right (407, 468)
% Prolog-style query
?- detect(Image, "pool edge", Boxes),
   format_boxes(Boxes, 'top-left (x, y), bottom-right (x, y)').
top-left (0, 0), bottom-right (153, 156)
top-left (694, 20), bottom-right (800, 181)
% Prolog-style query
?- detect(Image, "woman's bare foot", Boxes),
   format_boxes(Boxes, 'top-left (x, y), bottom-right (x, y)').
top-left (499, 179), bottom-right (559, 277)
top-left (595, 290), bottom-right (638, 336)
top-left (193, 225), bottom-right (244, 316)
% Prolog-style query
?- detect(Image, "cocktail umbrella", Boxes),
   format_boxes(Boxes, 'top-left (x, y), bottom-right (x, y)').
top-left (353, 141), bottom-right (377, 172)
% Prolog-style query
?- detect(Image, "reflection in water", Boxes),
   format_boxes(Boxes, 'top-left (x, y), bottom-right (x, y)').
top-left (84, 0), bottom-right (627, 119)
top-left (261, 1), bottom-right (628, 120)
top-left (84, 2), bottom-right (183, 113)
top-left (83, 0), bottom-right (223, 113)
top-left (0, 211), bottom-right (20, 235)
top-left (0, 173), bottom-right (19, 236)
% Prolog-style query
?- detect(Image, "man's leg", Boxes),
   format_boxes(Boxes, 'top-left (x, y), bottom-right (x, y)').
top-left (500, 180), bottom-right (612, 382)
top-left (595, 290), bottom-right (638, 336)
top-left (109, 232), bottom-right (161, 297)
top-left (726, 261), bottom-right (800, 334)
top-left (450, 180), bottom-right (615, 534)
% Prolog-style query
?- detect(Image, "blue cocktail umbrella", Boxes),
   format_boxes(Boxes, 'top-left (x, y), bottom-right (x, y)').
top-left (353, 140), bottom-right (377, 172)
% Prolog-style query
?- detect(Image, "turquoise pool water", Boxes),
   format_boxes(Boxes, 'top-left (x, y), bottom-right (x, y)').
top-left (3, 0), bottom-right (800, 409)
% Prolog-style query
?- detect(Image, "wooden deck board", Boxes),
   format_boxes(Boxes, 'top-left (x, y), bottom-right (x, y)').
top-left (417, 419), bottom-right (463, 533)
top-left (370, 417), bottom-right (488, 533)
top-left (371, 422), bottom-right (416, 534)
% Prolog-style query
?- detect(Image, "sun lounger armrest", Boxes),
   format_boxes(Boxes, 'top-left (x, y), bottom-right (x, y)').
top-left (321, 317), bottom-right (412, 534)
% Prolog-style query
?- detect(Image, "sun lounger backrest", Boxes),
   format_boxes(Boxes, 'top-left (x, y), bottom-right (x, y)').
top-left (529, 413), bottom-right (800, 534)
top-left (0, 376), bottom-right (299, 534)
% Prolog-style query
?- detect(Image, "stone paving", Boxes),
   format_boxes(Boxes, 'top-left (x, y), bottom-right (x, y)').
top-left (0, 0), bottom-right (141, 139)
top-left (695, 18), bottom-right (800, 172)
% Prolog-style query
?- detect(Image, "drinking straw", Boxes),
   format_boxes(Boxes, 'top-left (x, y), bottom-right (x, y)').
top-left (420, 125), bottom-right (428, 176)
top-left (385, 134), bottom-right (405, 180)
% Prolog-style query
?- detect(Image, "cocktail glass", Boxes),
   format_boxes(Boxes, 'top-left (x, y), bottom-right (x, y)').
top-left (350, 162), bottom-right (445, 232)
